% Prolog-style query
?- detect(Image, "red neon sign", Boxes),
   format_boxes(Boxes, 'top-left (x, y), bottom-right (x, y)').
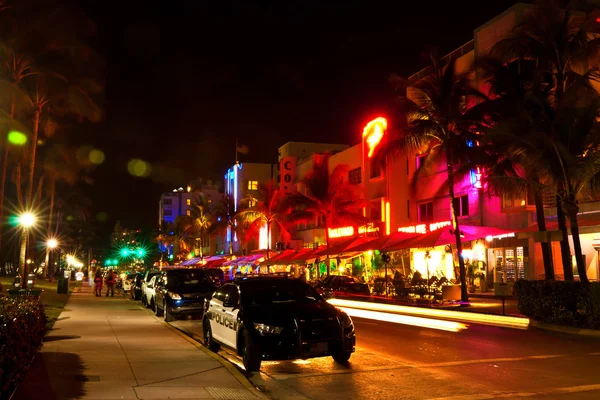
top-left (328, 224), bottom-right (380, 239)
top-left (363, 117), bottom-right (387, 158)
top-left (398, 220), bottom-right (451, 234)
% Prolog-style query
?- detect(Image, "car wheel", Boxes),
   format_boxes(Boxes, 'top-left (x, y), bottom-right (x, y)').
top-left (164, 301), bottom-right (173, 322)
top-left (332, 349), bottom-right (352, 364)
top-left (242, 329), bottom-right (261, 371)
top-left (203, 318), bottom-right (220, 352)
top-left (154, 298), bottom-right (163, 316)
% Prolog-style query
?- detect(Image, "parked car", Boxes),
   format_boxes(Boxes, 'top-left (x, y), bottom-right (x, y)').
top-left (141, 271), bottom-right (160, 307)
top-left (122, 274), bottom-right (136, 293)
top-left (203, 276), bottom-right (355, 371)
top-left (130, 273), bottom-right (144, 300)
top-left (154, 268), bottom-right (216, 322)
top-left (144, 275), bottom-right (159, 309)
top-left (316, 275), bottom-right (370, 298)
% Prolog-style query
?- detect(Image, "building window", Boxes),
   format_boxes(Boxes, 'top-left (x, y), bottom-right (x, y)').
top-left (348, 167), bottom-right (362, 185)
top-left (502, 190), bottom-right (535, 209)
top-left (163, 199), bottom-right (172, 205)
top-left (186, 209), bottom-right (191, 216)
top-left (371, 204), bottom-right (381, 221)
top-left (369, 158), bottom-right (381, 179)
top-left (418, 202), bottom-right (434, 223)
top-left (164, 210), bottom-right (172, 216)
top-left (186, 198), bottom-right (191, 206)
top-left (452, 195), bottom-right (469, 217)
top-left (248, 199), bottom-right (256, 208)
top-left (248, 180), bottom-right (258, 190)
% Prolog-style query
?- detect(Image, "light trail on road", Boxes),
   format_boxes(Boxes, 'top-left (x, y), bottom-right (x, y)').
top-left (329, 298), bottom-right (529, 330)
top-left (339, 306), bottom-right (468, 332)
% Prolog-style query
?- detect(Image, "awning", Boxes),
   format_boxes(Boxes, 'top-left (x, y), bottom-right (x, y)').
top-left (260, 250), bottom-right (297, 266)
top-left (202, 258), bottom-right (227, 269)
top-left (382, 224), bottom-right (519, 251)
top-left (314, 237), bottom-right (371, 257)
top-left (179, 257), bottom-right (201, 266)
top-left (236, 254), bottom-right (264, 266)
top-left (223, 256), bottom-right (247, 267)
top-left (290, 246), bottom-right (325, 264)
top-left (344, 232), bottom-right (418, 252)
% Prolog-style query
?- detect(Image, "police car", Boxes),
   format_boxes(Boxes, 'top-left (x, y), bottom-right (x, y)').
top-left (203, 276), bottom-right (355, 371)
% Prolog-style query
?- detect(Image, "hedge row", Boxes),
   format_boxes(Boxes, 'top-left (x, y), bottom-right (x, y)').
top-left (514, 280), bottom-right (600, 329)
top-left (0, 295), bottom-right (46, 399)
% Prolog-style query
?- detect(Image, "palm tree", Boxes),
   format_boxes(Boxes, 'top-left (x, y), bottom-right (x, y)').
top-left (491, 1), bottom-right (600, 280)
top-left (208, 197), bottom-right (238, 255)
top-left (158, 216), bottom-right (195, 263)
top-left (187, 195), bottom-right (212, 259)
top-left (286, 154), bottom-right (366, 276)
top-left (475, 57), bottom-right (557, 280)
top-left (382, 56), bottom-right (485, 302)
top-left (237, 179), bottom-right (289, 259)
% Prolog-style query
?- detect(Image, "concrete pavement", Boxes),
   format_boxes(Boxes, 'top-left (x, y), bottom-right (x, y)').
top-left (13, 282), bottom-right (264, 400)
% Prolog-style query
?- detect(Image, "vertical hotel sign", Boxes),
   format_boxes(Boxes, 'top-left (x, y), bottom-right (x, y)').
top-left (280, 156), bottom-right (297, 194)
top-left (363, 117), bottom-right (388, 158)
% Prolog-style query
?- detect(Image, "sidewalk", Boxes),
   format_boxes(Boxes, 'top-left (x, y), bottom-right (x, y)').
top-left (13, 282), bottom-right (262, 400)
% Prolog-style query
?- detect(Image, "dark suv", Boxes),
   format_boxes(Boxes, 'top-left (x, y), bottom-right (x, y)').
top-left (203, 276), bottom-right (355, 371)
top-left (154, 268), bottom-right (216, 322)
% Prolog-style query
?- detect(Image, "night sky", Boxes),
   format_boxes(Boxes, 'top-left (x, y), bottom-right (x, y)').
top-left (77, 0), bottom-right (518, 242)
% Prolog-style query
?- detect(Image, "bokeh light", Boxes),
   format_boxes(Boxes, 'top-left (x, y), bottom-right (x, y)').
top-left (89, 149), bottom-right (105, 165)
top-left (7, 131), bottom-right (27, 145)
top-left (127, 159), bottom-right (152, 177)
top-left (96, 212), bottom-right (108, 222)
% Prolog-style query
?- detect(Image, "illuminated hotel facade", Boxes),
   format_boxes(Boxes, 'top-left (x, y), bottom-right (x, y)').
top-left (271, 3), bottom-right (600, 286)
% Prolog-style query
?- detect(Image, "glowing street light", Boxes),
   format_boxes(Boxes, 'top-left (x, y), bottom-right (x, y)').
top-left (47, 238), bottom-right (58, 249)
top-left (18, 212), bottom-right (36, 228)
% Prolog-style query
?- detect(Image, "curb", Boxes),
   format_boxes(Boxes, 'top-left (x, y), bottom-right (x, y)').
top-left (530, 319), bottom-right (600, 337)
top-left (125, 294), bottom-right (269, 399)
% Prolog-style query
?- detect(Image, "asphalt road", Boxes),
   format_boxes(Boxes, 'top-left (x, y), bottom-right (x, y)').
top-left (168, 311), bottom-right (600, 400)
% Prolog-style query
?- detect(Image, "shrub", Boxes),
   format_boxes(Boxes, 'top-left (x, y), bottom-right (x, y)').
top-left (0, 295), bottom-right (46, 400)
top-left (514, 280), bottom-right (600, 329)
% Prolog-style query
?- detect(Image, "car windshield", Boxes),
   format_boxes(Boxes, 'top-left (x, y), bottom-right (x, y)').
top-left (242, 280), bottom-right (323, 306)
top-left (166, 270), bottom-right (210, 288)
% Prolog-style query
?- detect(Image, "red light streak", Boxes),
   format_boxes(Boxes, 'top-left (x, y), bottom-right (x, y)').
top-left (329, 299), bottom-right (530, 330)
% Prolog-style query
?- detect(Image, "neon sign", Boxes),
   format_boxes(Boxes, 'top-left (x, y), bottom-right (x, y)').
top-left (363, 117), bottom-right (387, 158)
top-left (470, 166), bottom-right (483, 189)
top-left (329, 226), bottom-right (355, 238)
top-left (398, 220), bottom-right (451, 234)
top-left (328, 223), bottom-right (380, 239)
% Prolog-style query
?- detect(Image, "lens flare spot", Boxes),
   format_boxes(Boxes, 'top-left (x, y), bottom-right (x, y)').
top-left (66, 215), bottom-right (74, 222)
top-left (8, 131), bottom-right (27, 145)
top-left (89, 149), bottom-right (105, 165)
top-left (127, 159), bottom-right (152, 177)
top-left (96, 212), bottom-right (108, 222)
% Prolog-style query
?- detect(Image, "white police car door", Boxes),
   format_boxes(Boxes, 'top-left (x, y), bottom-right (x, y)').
top-left (208, 286), bottom-right (229, 342)
top-left (220, 285), bottom-right (240, 348)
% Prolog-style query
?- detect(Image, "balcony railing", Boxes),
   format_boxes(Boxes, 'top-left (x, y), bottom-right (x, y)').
top-left (409, 40), bottom-right (475, 83)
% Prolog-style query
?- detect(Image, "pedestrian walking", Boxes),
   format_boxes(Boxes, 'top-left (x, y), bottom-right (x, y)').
top-left (105, 270), bottom-right (116, 297)
top-left (94, 268), bottom-right (103, 297)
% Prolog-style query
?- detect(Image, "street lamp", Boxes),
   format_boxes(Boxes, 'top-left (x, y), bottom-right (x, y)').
top-left (47, 238), bottom-right (58, 249)
top-left (17, 212), bottom-right (36, 289)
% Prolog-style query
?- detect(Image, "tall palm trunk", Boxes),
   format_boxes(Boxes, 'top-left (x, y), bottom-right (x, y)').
top-left (325, 219), bottom-right (331, 276)
top-left (44, 178), bottom-right (56, 276)
top-left (564, 196), bottom-right (587, 282)
top-left (446, 147), bottom-right (468, 302)
top-left (0, 145), bottom-right (8, 274)
top-left (556, 194), bottom-right (574, 281)
top-left (19, 228), bottom-right (28, 287)
top-left (0, 96), bottom-right (17, 273)
top-left (266, 220), bottom-right (271, 259)
top-left (27, 107), bottom-right (41, 207)
top-left (533, 187), bottom-right (554, 280)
